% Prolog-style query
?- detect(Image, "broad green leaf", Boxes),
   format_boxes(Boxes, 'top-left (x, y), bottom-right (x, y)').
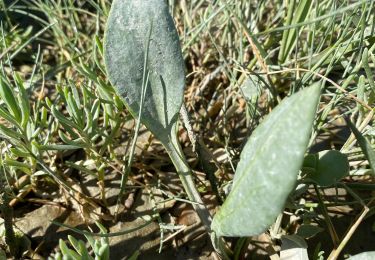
top-left (349, 252), bottom-right (375, 260)
top-left (296, 224), bottom-right (324, 238)
top-left (211, 85), bottom-right (320, 237)
top-left (305, 150), bottom-right (349, 187)
top-left (280, 235), bottom-right (308, 260)
top-left (104, 0), bottom-right (185, 143)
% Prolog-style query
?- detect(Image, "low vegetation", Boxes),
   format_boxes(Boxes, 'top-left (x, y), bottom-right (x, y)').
top-left (0, 0), bottom-right (374, 259)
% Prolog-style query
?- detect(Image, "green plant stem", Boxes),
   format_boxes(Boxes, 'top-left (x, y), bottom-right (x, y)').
top-left (180, 105), bottom-right (222, 203)
top-left (164, 131), bottom-right (232, 260)
top-left (52, 216), bottom-right (156, 238)
top-left (165, 133), bottom-right (212, 230)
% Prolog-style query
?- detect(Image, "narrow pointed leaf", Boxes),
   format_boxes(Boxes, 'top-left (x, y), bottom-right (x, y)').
top-left (278, 0), bottom-right (313, 63)
top-left (362, 48), bottom-right (375, 92)
top-left (346, 119), bottom-right (375, 175)
top-left (0, 78), bottom-right (22, 123)
top-left (67, 235), bottom-right (81, 253)
top-left (212, 85), bottom-right (320, 237)
top-left (14, 72), bottom-right (30, 128)
top-left (104, 0), bottom-right (185, 143)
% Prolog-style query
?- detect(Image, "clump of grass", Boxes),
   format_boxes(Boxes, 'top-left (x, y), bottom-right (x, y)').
top-left (0, 0), bottom-right (374, 259)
